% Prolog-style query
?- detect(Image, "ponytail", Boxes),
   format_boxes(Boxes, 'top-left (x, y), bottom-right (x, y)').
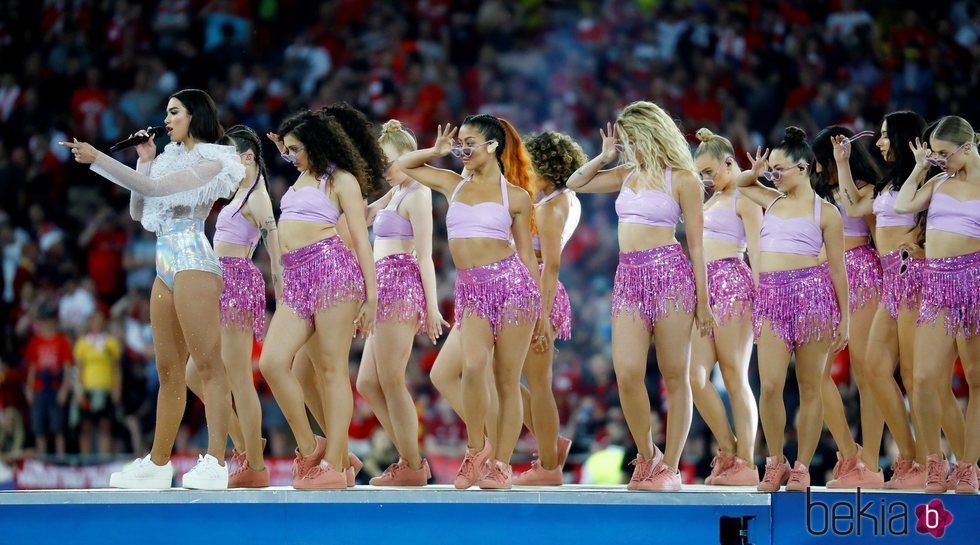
top-left (497, 118), bottom-right (536, 234)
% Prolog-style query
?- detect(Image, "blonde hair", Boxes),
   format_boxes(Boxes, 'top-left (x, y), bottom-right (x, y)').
top-left (616, 101), bottom-right (699, 191)
top-left (378, 119), bottom-right (418, 153)
top-left (694, 127), bottom-right (735, 160)
top-left (932, 115), bottom-right (979, 147)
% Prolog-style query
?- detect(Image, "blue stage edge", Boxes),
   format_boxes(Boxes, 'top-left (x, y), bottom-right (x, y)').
top-left (1, 485), bottom-right (976, 544)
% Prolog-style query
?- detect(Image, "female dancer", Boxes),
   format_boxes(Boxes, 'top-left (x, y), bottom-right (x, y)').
top-left (185, 124), bottom-right (280, 488)
top-left (838, 111), bottom-right (963, 488)
top-left (736, 127), bottom-right (848, 492)
top-left (512, 131), bottom-right (585, 485)
top-left (257, 108), bottom-right (379, 489)
top-left (399, 115), bottom-right (541, 489)
top-left (809, 126), bottom-right (886, 488)
top-left (63, 89), bottom-right (244, 489)
top-left (355, 119), bottom-right (446, 486)
top-left (567, 102), bottom-right (711, 492)
top-left (894, 115), bottom-right (979, 493)
top-left (690, 128), bottom-right (762, 486)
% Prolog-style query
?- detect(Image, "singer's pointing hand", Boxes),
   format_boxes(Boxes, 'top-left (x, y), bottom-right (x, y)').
top-left (59, 138), bottom-right (98, 165)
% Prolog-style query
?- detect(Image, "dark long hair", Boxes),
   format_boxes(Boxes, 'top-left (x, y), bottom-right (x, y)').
top-left (171, 89), bottom-right (223, 143)
top-left (878, 111), bottom-right (926, 195)
top-left (811, 125), bottom-right (882, 201)
top-left (320, 103), bottom-right (384, 196)
top-left (219, 124), bottom-right (269, 214)
top-left (277, 110), bottom-right (370, 195)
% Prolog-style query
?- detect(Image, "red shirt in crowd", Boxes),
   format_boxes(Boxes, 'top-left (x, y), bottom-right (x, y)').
top-left (25, 332), bottom-right (73, 391)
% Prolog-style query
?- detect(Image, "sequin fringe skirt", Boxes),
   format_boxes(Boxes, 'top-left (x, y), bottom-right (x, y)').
top-left (539, 263), bottom-right (572, 341)
top-left (880, 248), bottom-right (923, 319)
top-left (454, 254), bottom-right (541, 338)
top-left (917, 251), bottom-right (980, 338)
top-left (612, 244), bottom-right (696, 331)
top-left (754, 263), bottom-right (841, 351)
top-left (707, 257), bottom-right (754, 328)
top-left (281, 236), bottom-right (365, 324)
top-left (377, 253), bottom-right (426, 333)
top-left (219, 257), bottom-right (266, 340)
top-left (844, 244), bottom-right (883, 313)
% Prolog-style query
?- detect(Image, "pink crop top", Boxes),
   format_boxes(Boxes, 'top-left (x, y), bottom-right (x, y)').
top-left (446, 174), bottom-right (512, 240)
top-left (927, 176), bottom-right (980, 238)
top-left (615, 166), bottom-right (682, 228)
top-left (760, 194), bottom-right (823, 256)
top-left (703, 188), bottom-right (747, 251)
top-left (836, 202), bottom-right (871, 238)
top-left (531, 189), bottom-right (582, 252)
top-left (214, 176), bottom-right (262, 247)
top-left (279, 166), bottom-right (340, 225)
top-left (873, 189), bottom-right (916, 227)
top-left (374, 181), bottom-right (419, 241)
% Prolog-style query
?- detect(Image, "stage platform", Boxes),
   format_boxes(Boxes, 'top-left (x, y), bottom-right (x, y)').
top-left (1, 485), bottom-right (976, 544)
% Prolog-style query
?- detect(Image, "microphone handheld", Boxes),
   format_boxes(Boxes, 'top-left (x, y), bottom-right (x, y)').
top-left (109, 126), bottom-right (167, 152)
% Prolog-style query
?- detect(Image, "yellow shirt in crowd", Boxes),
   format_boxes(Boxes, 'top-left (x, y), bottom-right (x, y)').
top-left (73, 334), bottom-right (121, 390)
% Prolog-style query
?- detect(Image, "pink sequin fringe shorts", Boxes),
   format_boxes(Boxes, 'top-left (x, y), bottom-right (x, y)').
top-left (754, 262), bottom-right (841, 351)
top-left (454, 254), bottom-right (541, 338)
top-left (917, 251), bottom-right (980, 338)
top-left (218, 257), bottom-right (266, 340)
top-left (377, 253), bottom-right (426, 333)
top-left (281, 236), bottom-right (365, 324)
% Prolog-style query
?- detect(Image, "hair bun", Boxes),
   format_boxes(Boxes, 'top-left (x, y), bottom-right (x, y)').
top-left (695, 128), bottom-right (715, 143)
top-left (784, 126), bottom-right (808, 144)
top-left (381, 119), bottom-right (403, 134)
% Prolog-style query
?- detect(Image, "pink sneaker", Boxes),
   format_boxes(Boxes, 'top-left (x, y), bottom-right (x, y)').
top-left (713, 457), bottom-right (760, 486)
top-left (369, 458), bottom-right (431, 486)
top-left (785, 461), bottom-right (810, 492)
top-left (346, 453), bottom-right (363, 487)
top-left (885, 456), bottom-right (925, 489)
top-left (479, 460), bottom-right (513, 489)
top-left (228, 440), bottom-right (270, 489)
top-left (557, 436), bottom-right (572, 468)
top-left (705, 451), bottom-right (736, 485)
top-left (637, 462), bottom-right (682, 491)
top-left (454, 440), bottom-right (492, 489)
top-left (951, 461), bottom-right (979, 494)
top-left (757, 456), bottom-right (791, 492)
top-left (827, 446), bottom-right (884, 489)
top-left (295, 460), bottom-right (347, 490)
top-left (925, 454), bottom-right (950, 494)
top-left (514, 460), bottom-right (563, 486)
top-left (626, 446), bottom-right (664, 491)
top-left (291, 435), bottom-right (327, 488)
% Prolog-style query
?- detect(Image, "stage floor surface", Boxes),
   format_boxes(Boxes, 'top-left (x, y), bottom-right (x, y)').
top-left (2, 484), bottom-right (976, 544)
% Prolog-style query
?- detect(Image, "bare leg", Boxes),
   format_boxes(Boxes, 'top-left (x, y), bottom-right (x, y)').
top-left (690, 326), bottom-right (735, 455)
top-left (311, 301), bottom-right (359, 469)
top-left (257, 308), bottom-right (317, 455)
top-left (492, 321), bottom-right (535, 463)
top-left (794, 339), bottom-right (830, 466)
top-left (460, 317), bottom-right (494, 450)
top-left (866, 308), bottom-right (916, 460)
top-left (651, 308), bottom-right (695, 469)
top-left (757, 323), bottom-right (792, 462)
top-left (187, 356), bottom-right (245, 452)
top-left (372, 319), bottom-right (424, 468)
top-left (523, 345), bottom-right (559, 468)
top-left (173, 271), bottom-right (232, 462)
top-left (222, 327), bottom-right (265, 470)
top-left (293, 346), bottom-right (326, 433)
top-left (714, 314), bottom-right (757, 464)
top-left (956, 334), bottom-right (980, 464)
top-left (848, 301), bottom-right (885, 470)
top-left (148, 278), bottom-right (190, 465)
top-left (431, 327), bottom-right (498, 442)
top-left (822, 351), bottom-right (858, 458)
top-left (611, 313), bottom-right (655, 460)
top-left (356, 336), bottom-right (398, 453)
top-left (911, 313), bottom-right (960, 456)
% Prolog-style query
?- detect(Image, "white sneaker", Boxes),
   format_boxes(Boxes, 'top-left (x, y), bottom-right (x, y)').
top-left (109, 454), bottom-right (174, 489)
top-left (182, 454), bottom-right (229, 490)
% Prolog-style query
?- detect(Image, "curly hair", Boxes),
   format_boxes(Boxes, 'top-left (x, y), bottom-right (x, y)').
top-left (525, 131), bottom-right (587, 189)
top-left (320, 102), bottom-right (385, 194)
top-left (277, 110), bottom-right (370, 196)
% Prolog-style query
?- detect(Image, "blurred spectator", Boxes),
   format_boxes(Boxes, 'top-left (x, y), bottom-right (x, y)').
top-left (73, 312), bottom-right (121, 457)
top-left (24, 305), bottom-right (72, 456)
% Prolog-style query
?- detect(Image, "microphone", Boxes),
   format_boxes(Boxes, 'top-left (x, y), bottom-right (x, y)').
top-left (109, 126), bottom-right (167, 152)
